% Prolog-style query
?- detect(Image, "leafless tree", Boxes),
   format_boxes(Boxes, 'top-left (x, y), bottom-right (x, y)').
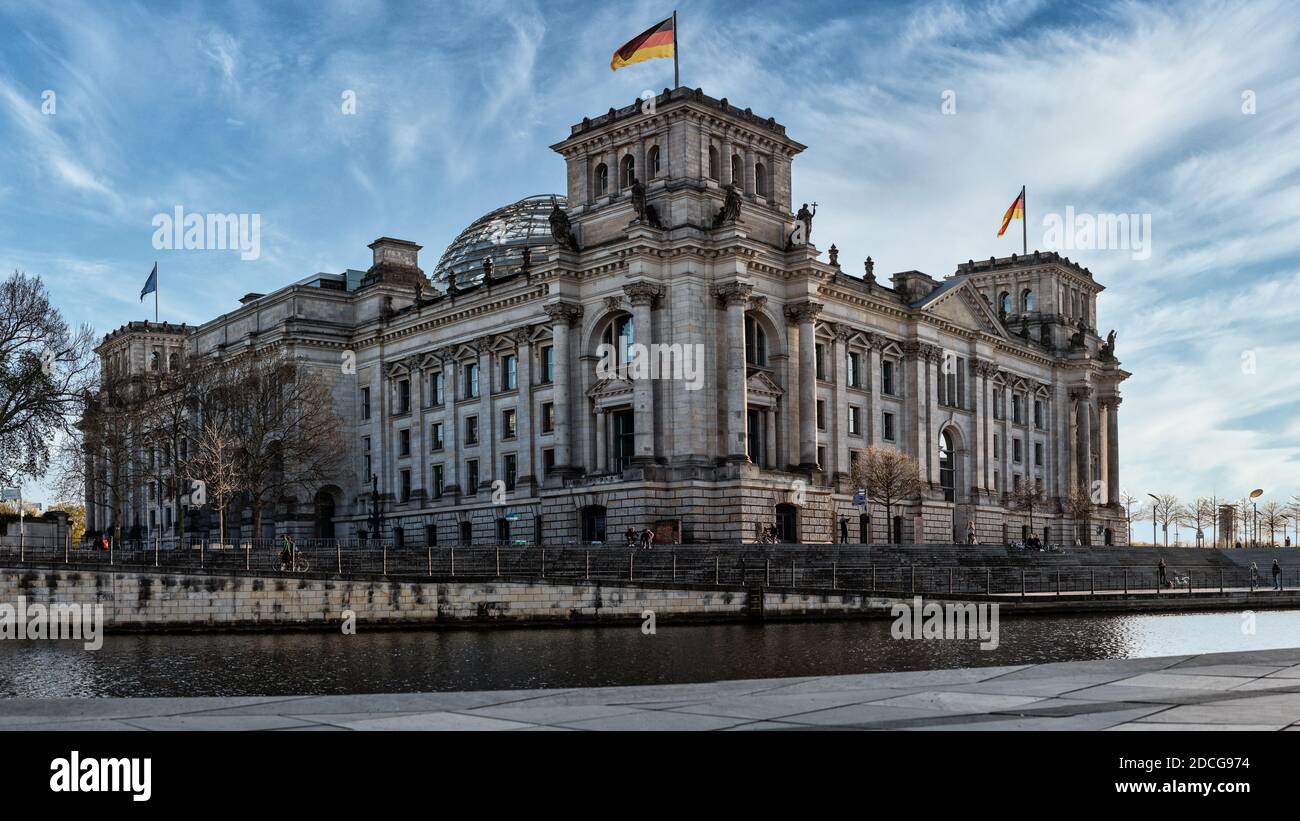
top-left (0, 270), bottom-right (97, 483)
top-left (1064, 485), bottom-right (1094, 545)
top-left (1007, 481), bottom-right (1045, 543)
top-left (189, 417), bottom-right (242, 546)
top-left (1147, 494), bottom-right (1181, 547)
top-left (1260, 501), bottom-right (1286, 548)
top-left (850, 446), bottom-right (924, 544)
top-left (1183, 497), bottom-right (1216, 547)
top-left (221, 353), bottom-right (347, 538)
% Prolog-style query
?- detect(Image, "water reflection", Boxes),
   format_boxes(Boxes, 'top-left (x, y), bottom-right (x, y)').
top-left (1, 609), bottom-right (1297, 698)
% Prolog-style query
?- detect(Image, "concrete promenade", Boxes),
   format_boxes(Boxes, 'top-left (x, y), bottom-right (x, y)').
top-left (5, 648), bottom-right (1300, 731)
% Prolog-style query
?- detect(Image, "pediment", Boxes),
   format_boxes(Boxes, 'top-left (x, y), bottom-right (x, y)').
top-left (587, 377), bottom-right (633, 399)
top-left (747, 369), bottom-right (784, 398)
top-left (923, 281), bottom-right (1008, 337)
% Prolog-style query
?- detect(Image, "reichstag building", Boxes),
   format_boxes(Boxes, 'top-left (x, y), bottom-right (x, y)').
top-left (87, 88), bottom-right (1130, 546)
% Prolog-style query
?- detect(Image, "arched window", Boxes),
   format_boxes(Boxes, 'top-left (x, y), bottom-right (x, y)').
top-left (594, 163), bottom-right (609, 197)
top-left (620, 155), bottom-right (636, 188)
top-left (601, 314), bottom-right (635, 370)
top-left (314, 489), bottom-right (336, 539)
top-left (754, 161), bottom-right (767, 197)
top-left (998, 292), bottom-right (1011, 317)
top-left (1021, 288), bottom-right (1035, 312)
top-left (708, 146), bottom-right (719, 181)
top-left (744, 315), bottom-right (767, 366)
top-left (939, 430), bottom-right (956, 502)
top-left (731, 154), bottom-right (743, 187)
top-left (168, 352), bottom-right (179, 371)
top-left (149, 351), bottom-right (160, 371)
top-left (647, 145), bottom-right (661, 179)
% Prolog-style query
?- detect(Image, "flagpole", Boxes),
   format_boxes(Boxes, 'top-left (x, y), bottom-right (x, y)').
top-left (1021, 185), bottom-right (1027, 256)
top-left (154, 261), bottom-right (159, 323)
top-left (673, 10), bottom-right (679, 89)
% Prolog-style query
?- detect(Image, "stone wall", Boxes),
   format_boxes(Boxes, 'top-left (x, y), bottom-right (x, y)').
top-left (0, 566), bottom-right (895, 631)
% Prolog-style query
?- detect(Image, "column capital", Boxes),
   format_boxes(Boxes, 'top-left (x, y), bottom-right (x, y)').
top-left (472, 335), bottom-right (495, 354)
top-left (1069, 385), bottom-right (1094, 401)
top-left (832, 322), bottom-right (854, 343)
top-left (511, 326), bottom-right (533, 345)
top-left (783, 300), bottom-right (823, 324)
top-left (1099, 394), bottom-right (1122, 409)
top-left (622, 282), bottom-right (664, 307)
top-left (543, 301), bottom-right (584, 326)
top-left (711, 281), bottom-right (754, 306)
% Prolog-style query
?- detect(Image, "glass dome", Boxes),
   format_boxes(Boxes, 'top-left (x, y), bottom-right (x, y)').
top-left (431, 194), bottom-right (565, 287)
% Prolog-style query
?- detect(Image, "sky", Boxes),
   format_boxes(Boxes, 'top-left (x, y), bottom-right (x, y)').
top-left (1, 0), bottom-right (1298, 517)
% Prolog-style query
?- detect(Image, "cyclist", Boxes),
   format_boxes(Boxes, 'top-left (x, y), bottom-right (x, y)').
top-left (279, 534), bottom-right (295, 571)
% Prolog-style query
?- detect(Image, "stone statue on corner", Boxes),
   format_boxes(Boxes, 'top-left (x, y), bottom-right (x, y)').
top-left (548, 195), bottom-right (579, 251)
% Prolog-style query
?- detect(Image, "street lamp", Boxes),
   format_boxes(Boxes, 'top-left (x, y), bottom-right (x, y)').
top-left (1250, 488), bottom-right (1264, 549)
top-left (1146, 493), bottom-right (1159, 547)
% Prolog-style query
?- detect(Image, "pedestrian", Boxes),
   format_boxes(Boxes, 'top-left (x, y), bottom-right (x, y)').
top-left (1158, 557), bottom-right (1168, 588)
top-left (640, 527), bottom-right (655, 550)
top-left (1272, 559), bottom-right (1282, 591)
top-left (625, 527), bottom-right (638, 549)
top-left (100, 534), bottom-right (109, 551)
top-left (1249, 561), bottom-right (1259, 591)
top-left (839, 516), bottom-right (849, 545)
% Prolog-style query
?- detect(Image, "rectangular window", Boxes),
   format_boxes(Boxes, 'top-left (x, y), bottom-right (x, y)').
top-left (361, 386), bottom-right (371, 420)
top-left (1013, 394), bottom-right (1023, 424)
top-left (815, 344), bottom-right (826, 380)
top-left (465, 416), bottom-right (479, 445)
top-left (847, 352), bottom-right (861, 388)
top-left (848, 406), bottom-right (861, 435)
top-left (1034, 399), bottom-right (1044, 429)
top-left (541, 346), bottom-right (554, 383)
top-left (362, 436), bottom-right (371, 477)
top-left (504, 454), bottom-right (517, 491)
top-left (994, 390), bottom-right (1004, 420)
top-left (816, 399), bottom-right (826, 430)
top-left (882, 360), bottom-right (895, 395)
top-left (817, 445), bottom-right (827, 469)
top-left (465, 363), bottom-right (479, 398)
top-left (542, 402), bottom-right (555, 433)
top-left (432, 371), bottom-right (444, 405)
top-left (431, 464), bottom-right (444, 498)
top-left (397, 379), bottom-right (411, 414)
top-left (399, 469), bottom-right (411, 503)
top-left (1013, 474), bottom-right (1022, 491)
top-left (399, 428), bottom-right (411, 457)
top-left (883, 412), bottom-right (896, 442)
top-left (1034, 442), bottom-right (1043, 467)
top-left (502, 355), bottom-right (517, 390)
top-left (465, 459), bottom-right (479, 491)
top-left (1013, 438), bottom-right (1023, 463)
top-left (426, 523), bottom-right (438, 546)
top-left (994, 433), bottom-right (1000, 458)
top-left (431, 422), bottom-right (444, 451)
top-left (543, 448), bottom-right (555, 476)
top-left (394, 526), bottom-right (405, 548)
top-left (502, 408), bottom-right (517, 439)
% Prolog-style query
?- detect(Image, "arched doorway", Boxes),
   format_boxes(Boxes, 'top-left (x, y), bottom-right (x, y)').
top-left (313, 489), bottom-right (337, 539)
top-left (939, 430), bottom-right (957, 502)
top-left (775, 503), bottom-right (799, 543)
top-left (1103, 527), bottom-right (1114, 545)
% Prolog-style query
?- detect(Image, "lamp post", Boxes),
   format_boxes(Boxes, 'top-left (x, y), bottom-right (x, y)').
top-left (370, 473), bottom-right (382, 544)
top-left (1146, 493), bottom-right (1159, 547)
top-left (1249, 488), bottom-right (1264, 549)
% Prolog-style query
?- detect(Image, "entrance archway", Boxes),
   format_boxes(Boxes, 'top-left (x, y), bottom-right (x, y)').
top-left (775, 503), bottom-right (799, 543)
top-left (313, 488), bottom-right (338, 539)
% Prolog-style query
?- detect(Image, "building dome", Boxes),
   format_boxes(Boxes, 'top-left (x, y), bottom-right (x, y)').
top-left (432, 194), bottom-right (565, 287)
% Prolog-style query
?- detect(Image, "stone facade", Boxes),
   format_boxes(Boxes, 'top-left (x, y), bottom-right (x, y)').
top-left (86, 88), bottom-right (1129, 546)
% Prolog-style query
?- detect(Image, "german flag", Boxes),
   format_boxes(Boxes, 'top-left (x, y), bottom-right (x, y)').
top-left (611, 16), bottom-right (675, 72)
top-left (997, 186), bottom-right (1025, 237)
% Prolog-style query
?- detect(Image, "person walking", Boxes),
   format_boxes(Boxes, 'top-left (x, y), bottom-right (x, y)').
top-left (1158, 557), bottom-right (1168, 588)
top-left (1272, 559), bottom-right (1282, 591)
top-left (1249, 561), bottom-right (1259, 591)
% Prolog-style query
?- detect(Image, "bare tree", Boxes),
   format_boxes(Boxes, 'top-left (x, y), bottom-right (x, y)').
top-left (189, 418), bottom-right (242, 546)
top-left (1142, 494), bottom-right (1181, 547)
top-left (1260, 501), bottom-right (1286, 548)
top-left (1119, 490), bottom-right (1140, 545)
top-left (1007, 481), bottom-right (1045, 543)
top-left (850, 446), bottom-right (924, 544)
top-left (0, 271), bottom-right (97, 483)
top-left (1064, 485), bottom-right (1094, 545)
top-left (57, 368), bottom-right (141, 544)
top-left (1185, 497), bottom-right (1216, 548)
top-left (223, 354), bottom-right (347, 539)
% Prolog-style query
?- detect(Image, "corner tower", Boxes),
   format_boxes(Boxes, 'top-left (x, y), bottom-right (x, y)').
top-left (549, 88), bottom-right (807, 252)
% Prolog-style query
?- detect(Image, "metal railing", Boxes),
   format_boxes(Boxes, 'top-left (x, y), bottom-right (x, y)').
top-left (0, 540), bottom-right (1297, 596)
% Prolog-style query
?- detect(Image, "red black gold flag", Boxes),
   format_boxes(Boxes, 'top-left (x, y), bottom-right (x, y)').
top-left (611, 16), bottom-right (675, 71)
top-left (997, 187), bottom-right (1025, 237)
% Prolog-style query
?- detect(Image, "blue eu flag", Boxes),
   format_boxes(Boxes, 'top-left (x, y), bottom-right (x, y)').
top-left (140, 262), bottom-right (157, 301)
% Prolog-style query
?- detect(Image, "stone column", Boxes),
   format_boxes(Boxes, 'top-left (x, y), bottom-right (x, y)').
top-left (866, 334), bottom-right (882, 445)
top-left (439, 349), bottom-right (461, 494)
top-left (785, 301), bottom-right (822, 469)
top-left (714, 282), bottom-right (753, 462)
top-left (765, 410), bottom-right (777, 468)
top-left (720, 136), bottom-right (733, 187)
top-left (1075, 387), bottom-right (1093, 491)
top-left (624, 282), bottom-right (663, 464)
top-left (832, 324), bottom-right (851, 479)
top-left (513, 328), bottom-right (534, 491)
top-left (543, 302), bottom-right (583, 476)
top-left (594, 408), bottom-right (607, 472)
top-left (476, 336), bottom-right (496, 492)
top-left (1105, 396), bottom-right (1121, 505)
top-left (972, 360), bottom-right (990, 494)
top-left (925, 345), bottom-right (941, 484)
top-left (743, 146), bottom-right (755, 195)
